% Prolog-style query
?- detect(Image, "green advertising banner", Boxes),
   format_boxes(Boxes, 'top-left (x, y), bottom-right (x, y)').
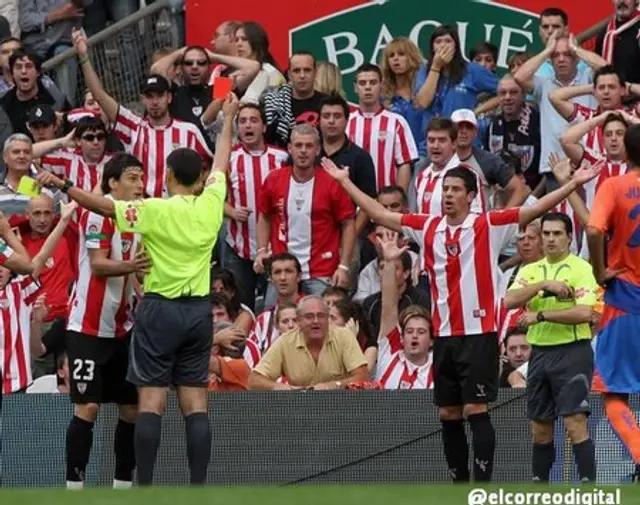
top-left (290, 0), bottom-right (543, 102)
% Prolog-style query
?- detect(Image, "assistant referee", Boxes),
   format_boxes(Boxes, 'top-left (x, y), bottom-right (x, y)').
top-left (36, 94), bottom-right (239, 486)
top-left (505, 212), bottom-right (598, 483)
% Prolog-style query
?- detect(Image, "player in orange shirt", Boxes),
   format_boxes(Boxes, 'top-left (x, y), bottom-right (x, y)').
top-left (587, 124), bottom-right (640, 481)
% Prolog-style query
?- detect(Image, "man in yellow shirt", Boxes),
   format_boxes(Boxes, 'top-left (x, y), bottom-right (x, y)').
top-left (36, 94), bottom-right (239, 486)
top-left (249, 295), bottom-right (369, 390)
top-left (505, 212), bottom-right (598, 483)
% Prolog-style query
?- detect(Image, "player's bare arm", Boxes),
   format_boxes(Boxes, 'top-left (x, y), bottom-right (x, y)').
top-left (321, 157), bottom-right (402, 232)
top-left (36, 171), bottom-right (116, 218)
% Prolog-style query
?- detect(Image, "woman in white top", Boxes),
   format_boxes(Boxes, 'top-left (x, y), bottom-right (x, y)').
top-left (234, 22), bottom-right (286, 104)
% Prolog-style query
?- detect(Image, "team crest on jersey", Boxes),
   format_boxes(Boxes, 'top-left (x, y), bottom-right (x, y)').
top-left (121, 239), bottom-right (132, 253)
top-left (77, 382), bottom-right (87, 394)
top-left (377, 131), bottom-right (387, 141)
top-left (88, 224), bottom-right (99, 235)
top-left (399, 380), bottom-right (412, 390)
top-left (446, 243), bottom-right (459, 257)
top-left (0, 297), bottom-right (9, 309)
top-left (45, 257), bottom-right (54, 269)
top-left (192, 106), bottom-right (203, 117)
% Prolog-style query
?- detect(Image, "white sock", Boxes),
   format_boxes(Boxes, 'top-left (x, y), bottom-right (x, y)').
top-left (66, 480), bottom-right (84, 490)
top-left (113, 479), bottom-right (133, 489)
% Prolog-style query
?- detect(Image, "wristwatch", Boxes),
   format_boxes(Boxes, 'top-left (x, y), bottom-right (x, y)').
top-left (61, 179), bottom-right (74, 194)
top-left (536, 311), bottom-right (546, 322)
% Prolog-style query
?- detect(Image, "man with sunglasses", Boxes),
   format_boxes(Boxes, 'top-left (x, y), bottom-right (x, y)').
top-left (33, 116), bottom-right (113, 193)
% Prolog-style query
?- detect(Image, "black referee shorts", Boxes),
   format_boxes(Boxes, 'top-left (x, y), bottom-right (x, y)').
top-left (127, 294), bottom-right (213, 388)
top-left (433, 333), bottom-right (500, 407)
top-left (527, 340), bottom-right (593, 422)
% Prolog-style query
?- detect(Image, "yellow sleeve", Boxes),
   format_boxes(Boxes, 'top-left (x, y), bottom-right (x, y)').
top-left (574, 264), bottom-right (599, 307)
top-left (339, 329), bottom-right (368, 373)
top-left (253, 337), bottom-right (284, 381)
top-left (114, 198), bottom-right (162, 235)
top-left (197, 171), bottom-right (227, 231)
top-left (508, 264), bottom-right (535, 291)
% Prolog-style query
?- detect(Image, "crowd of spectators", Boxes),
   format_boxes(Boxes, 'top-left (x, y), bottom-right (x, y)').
top-left (0, 1), bottom-right (636, 401)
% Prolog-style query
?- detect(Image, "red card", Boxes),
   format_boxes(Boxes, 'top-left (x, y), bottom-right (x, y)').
top-left (212, 77), bottom-right (233, 100)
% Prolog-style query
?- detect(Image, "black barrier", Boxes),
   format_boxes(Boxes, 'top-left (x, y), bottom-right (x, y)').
top-left (1, 391), bottom-right (638, 487)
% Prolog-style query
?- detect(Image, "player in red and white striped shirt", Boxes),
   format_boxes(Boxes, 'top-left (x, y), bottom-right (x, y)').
top-left (347, 64), bottom-right (417, 192)
top-left (376, 230), bottom-right (433, 390)
top-left (73, 29), bottom-right (212, 198)
top-left (36, 117), bottom-right (113, 193)
top-left (224, 104), bottom-right (288, 309)
top-left (249, 253), bottom-right (302, 354)
top-left (255, 124), bottom-right (356, 295)
top-left (322, 157), bottom-right (602, 483)
top-left (63, 154), bottom-right (151, 490)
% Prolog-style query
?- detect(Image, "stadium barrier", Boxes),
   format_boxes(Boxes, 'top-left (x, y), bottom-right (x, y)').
top-left (41, 0), bottom-right (184, 111)
top-left (1, 390), bottom-right (638, 487)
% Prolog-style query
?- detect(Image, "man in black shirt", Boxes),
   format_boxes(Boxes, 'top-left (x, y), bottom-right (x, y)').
top-left (0, 49), bottom-right (69, 138)
top-left (487, 75), bottom-right (543, 195)
top-left (595, 0), bottom-right (640, 84)
top-left (319, 94), bottom-right (377, 236)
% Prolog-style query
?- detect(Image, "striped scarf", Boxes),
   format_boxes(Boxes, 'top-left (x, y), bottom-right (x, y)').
top-left (602, 11), bottom-right (640, 63)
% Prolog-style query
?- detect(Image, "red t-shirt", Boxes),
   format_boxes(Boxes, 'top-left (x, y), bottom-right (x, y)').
top-left (21, 220), bottom-right (78, 321)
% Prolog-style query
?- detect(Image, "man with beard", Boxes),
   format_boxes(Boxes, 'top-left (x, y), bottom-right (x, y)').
top-left (73, 28), bottom-right (212, 198)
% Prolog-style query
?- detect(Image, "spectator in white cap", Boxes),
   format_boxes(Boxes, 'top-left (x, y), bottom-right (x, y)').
top-left (451, 108), bottom-right (528, 210)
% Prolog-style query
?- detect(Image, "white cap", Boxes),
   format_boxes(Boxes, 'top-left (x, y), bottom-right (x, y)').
top-left (451, 108), bottom-right (478, 127)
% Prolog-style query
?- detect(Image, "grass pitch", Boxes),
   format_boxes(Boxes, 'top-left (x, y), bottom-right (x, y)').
top-left (1, 485), bottom-right (640, 505)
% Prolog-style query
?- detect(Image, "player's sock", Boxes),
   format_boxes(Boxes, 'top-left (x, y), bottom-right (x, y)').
top-left (604, 396), bottom-right (640, 463)
top-left (114, 418), bottom-right (136, 487)
top-left (134, 412), bottom-right (162, 486)
top-left (572, 438), bottom-right (596, 482)
top-left (185, 412), bottom-right (211, 485)
top-left (65, 416), bottom-right (94, 487)
top-left (441, 419), bottom-right (470, 483)
top-left (468, 412), bottom-right (496, 482)
top-left (531, 442), bottom-right (555, 482)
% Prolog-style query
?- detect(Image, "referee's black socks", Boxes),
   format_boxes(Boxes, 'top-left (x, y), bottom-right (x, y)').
top-left (135, 412), bottom-right (162, 486)
top-left (572, 438), bottom-right (596, 482)
top-left (468, 412), bottom-right (496, 482)
top-left (441, 419), bottom-right (470, 482)
top-left (185, 412), bottom-right (211, 485)
top-left (114, 419), bottom-right (136, 487)
top-left (66, 415), bottom-right (94, 488)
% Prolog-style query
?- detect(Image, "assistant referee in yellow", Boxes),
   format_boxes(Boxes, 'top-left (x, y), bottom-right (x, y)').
top-left (505, 212), bottom-right (598, 483)
top-left (37, 94), bottom-right (239, 486)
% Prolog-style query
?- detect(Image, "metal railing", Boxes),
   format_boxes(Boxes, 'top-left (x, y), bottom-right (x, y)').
top-left (42, 0), bottom-right (184, 110)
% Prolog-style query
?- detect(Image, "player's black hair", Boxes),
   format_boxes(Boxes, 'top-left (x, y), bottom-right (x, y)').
top-left (101, 153), bottom-right (143, 195)
top-left (443, 166), bottom-right (478, 195)
top-left (625, 124), bottom-right (640, 167)
top-left (541, 211), bottom-right (573, 236)
top-left (166, 148), bottom-right (203, 187)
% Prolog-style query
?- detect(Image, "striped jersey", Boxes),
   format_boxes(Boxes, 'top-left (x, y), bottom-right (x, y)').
top-left (41, 148), bottom-right (113, 192)
top-left (375, 326), bottom-right (433, 389)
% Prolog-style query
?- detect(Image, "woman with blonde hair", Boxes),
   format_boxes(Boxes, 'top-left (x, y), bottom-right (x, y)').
top-left (380, 37), bottom-right (428, 157)
top-left (314, 61), bottom-right (345, 96)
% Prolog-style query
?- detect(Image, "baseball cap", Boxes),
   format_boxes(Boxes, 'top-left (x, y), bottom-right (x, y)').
top-left (140, 74), bottom-right (171, 94)
top-left (27, 104), bottom-right (56, 126)
top-left (451, 108), bottom-right (478, 128)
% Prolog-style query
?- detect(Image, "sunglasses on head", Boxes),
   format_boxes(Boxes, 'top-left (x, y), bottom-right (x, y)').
top-left (81, 133), bottom-right (106, 142)
top-left (183, 59), bottom-right (207, 67)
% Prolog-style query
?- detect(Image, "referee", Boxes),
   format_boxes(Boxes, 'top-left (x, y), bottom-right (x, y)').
top-left (36, 93), bottom-right (239, 486)
top-left (505, 212), bottom-right (599, 483)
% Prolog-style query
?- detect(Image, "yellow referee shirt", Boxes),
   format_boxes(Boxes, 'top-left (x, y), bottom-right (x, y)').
top-left (113, 172), bottom-right (226, 299)
top-left (509, 254), bottom-right (598, 346)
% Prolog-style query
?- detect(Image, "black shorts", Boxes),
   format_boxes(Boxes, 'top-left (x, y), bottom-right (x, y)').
top-left (433, 333), bottom-right (500, 407)
top-left (66, 331), bottom-right (138, 405)
top-left (127, 294), bottom-right (212, 388)
top-left (527, 340), bottom-right (593, 422)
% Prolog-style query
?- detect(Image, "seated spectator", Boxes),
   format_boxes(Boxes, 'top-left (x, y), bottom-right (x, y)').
top-left (376, 230), bottom-right (433, 389)
top-left (211, 268), bottom-right (255, 335)
top-left (328, 299), bottom-right (377, 372)
top-left (274, 301), bottom-right (298, 335)
top-left (249, 295), bottom-right (369, 390)
top-left (321, 285), bottom-right (349, 308)
top-left (233, 21), bottom-right (286, 103)
top-left (0, 49), bottom-right (70, 137)
top-left (499, 327), bottom-right (531, 387)
top-left (208, 321), bottom-right (250, 391)
top-left (362, 242), bottom-right (430, 337)
top-left (26, 350), bottom-right (69, 393)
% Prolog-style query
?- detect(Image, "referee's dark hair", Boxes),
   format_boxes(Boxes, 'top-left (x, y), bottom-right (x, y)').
top-left (624, 124), bottom-right (640, 167)
top-left (167, 148), bottom-right (203, 187)
top-left (101, 153), bottom-right (144, 195)
top-left (541, 211), bottom-right (573, 236)
top-left (443, 165), bottom-right (478, 195)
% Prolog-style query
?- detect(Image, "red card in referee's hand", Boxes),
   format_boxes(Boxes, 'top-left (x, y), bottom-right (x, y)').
top-left (212, 77), bottom-right (233, 100)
